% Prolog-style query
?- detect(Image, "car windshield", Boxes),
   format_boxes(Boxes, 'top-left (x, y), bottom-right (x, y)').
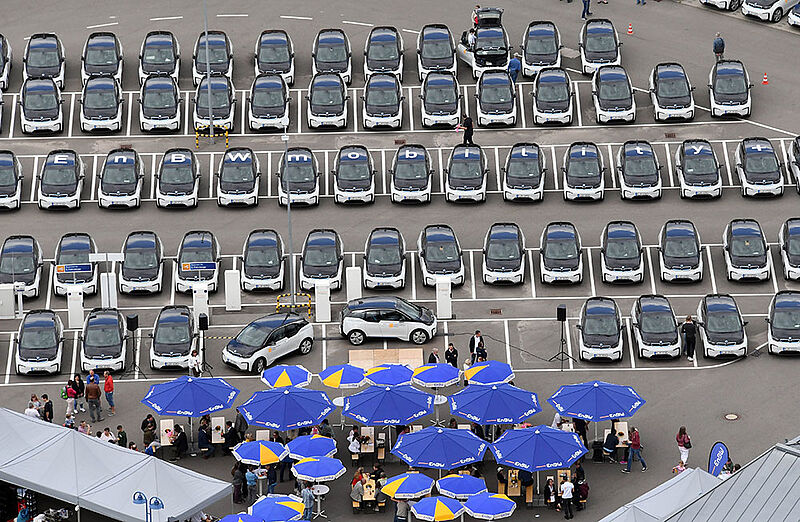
top-left (196, 45), bottom-right (228, 65)
top-left (422, 40), bottom-right (451, 59)
top-left (304, 246), bottom-right (338, 267)
top-left (368, 245), bottom-right (402, 265)
top-left (396, 299), bottom-right (423, 319)
top-left (706, 311), bottom-right (741, 334)
top-left (196, 89), bottom-right (230, 109)
top-left (585, 34), bottom-right (616, 53)
top-left (85, 48), bottom-right (117, 66)
top-left (481, 85), bottom-right (512, 103)
top-left (283, 163), bottom-right (315, 183)
top-left (544, 239), bottom-right (578, 260)
top-left (425, 85), bottom-right (456, 105)
top-left (180, 247), bottom-right (212, 264)
top-left (25, 92), bottom-right (58, 110)
top-left (395, 162), bottom-right (427, 180)
top-left (0, 166), bottom-right (16, 186)
top-left (311, 86), bottom-right (343, 106)
top-left (245, 247), bottom-right (280, 268)
top-left (599, 80), bottom-right (630, 101)
top-left (42, 166), bottom-right (76, 186)
top-left (253, 89), bottom-right (284, 108)
top-left (684, 155), bottom-right (717, 175)
top-left (476, 36), bottom-right (505, 49)
top-left (730, 237), bottom-right (765, 257)
top-left (584, 315), bottom-right (617, 336)
top-left (161, 165), bottom-right (193, 184)
top-left (787, 237), bottom-right (800, 256)
top-left (259, 44), bottom-right (290, 63)
top-left (0, 254), bottom-right (35, 275)
top-left (664, 238), bottom-right (698, 257)
top-left (20, 327), bottom-right (56, 349)
top-left (316, 44), bottom-right (347, 63)
top-left (84, 91), bottom-right (117, 110)
top-left (487, 240), bottom-right (520, 261)
top-left (236, 324), bottom-right (269, 346)
top-left (567, 158), bottom-right (600, 178)
top-left (714, 74), bottom-right (747, 95)
top-left (606, 238), bottom-right (639, 259)
top-left (366, 87), bottom-right (398, 107)
top-left (449, 160), bottom-right (482, 180)
top-left (143, 89), bottom-right (176, 109)
top-left (123, 248), bottom-right (158, 269)
top-left (624, 157), bottom-right (657, 177)
top-left (640, 311), bottom-right (675, 334)
top-left (338, 162), bottom-right (370, 181)
top-left (143, 44), bottom-right (175, 65)
top-left (57, 250), bottom-right (89, 265)
top-left (526, 36), bottom-right (557, 54)
top-left (772, 310), bottom-right (800, 330)
top-left (85, 325), bottom-right (120, 347)
top-left (155, 323), bottom-right (191, 344)
top-left (368, 42), bottom-right (398, 61)
top-left (103, 164), bottom-right (137, 185)
top-left (27, 48), bottom-right (60, 67)
top-left (657, 77), bottom-right (689, 98)
top-left (744, 153), bottom-right (778, 174)
top-left (537, 82), bottom-right (568, 103)
top-left (221, 165), bottom-right (254, 183)
top-left (426, 241), bottom-right (459, 262)
top-left (507, 158), bottom-right (540, 178)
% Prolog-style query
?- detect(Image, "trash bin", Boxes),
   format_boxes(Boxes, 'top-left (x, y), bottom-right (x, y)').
top-left (592, 441), bottom-right (605, 462)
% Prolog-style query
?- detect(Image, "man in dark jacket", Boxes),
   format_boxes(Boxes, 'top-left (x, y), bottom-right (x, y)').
top-left (428, 348), bottom-right (440, 364)
top-left (681, 315), bottom-right (697, 362)
top-left (223, 421), bottom-right (240, 454)
top-left (41, 394), bottom-right (53, 422)
top-left (460, 116), bottom-right (474, 145)
top-left (713, 33), bottom-right (725, 61)
top-left (445, 343), bottom-right (459, 367)
top-left (469, 331), bottom-right (484, 363)
top-left (234, 408), bottom-right (248, 440)
top-left (170, 425), bottom-right (188, 461)
top-left (85, 381), bottom-right (103, 422)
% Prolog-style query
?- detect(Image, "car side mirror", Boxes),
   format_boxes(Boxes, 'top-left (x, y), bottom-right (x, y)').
top-left (764, 318), bottom-right (770, 324)
top-left (305, 95), bottom-right (310, 100)
top-left (287, 96), bottom-right (292, 102)
top-left (575, 324), bottom-right (582, 330)
top-left (743, 321), bottom-right (749, 327)
top-left (690, 86), bottom-right (696, 91)
top-left (707, 84), bottom-right (712, 89)
top-left (748, 83), bottom-right (754, 88)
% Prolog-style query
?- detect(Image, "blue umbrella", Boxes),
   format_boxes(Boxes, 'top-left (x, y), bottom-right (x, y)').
top-left (240, 387), bottom-right (334, 431)
top-left (464, 361), bottom-right (514, 385)
top-left (436, 474), bottom-right (487, 499)
top-left (232, 440), bottom-right (289, 466)
top-left (449, 383), bottom-right (540, 424)
top-left (364, 364), bottom-right (413, 386)
top-left (463, 492), bottom-right (517, 520)
top-left (490, 426), bottom-right (587, 471)
top-left (319, 363), bottom-right (365, 389)
top-left (412, 363), bottom-right (460, 388)
top-left (547, 380), bottom-right (646, 421)
top-left (381, 472), bottom-right (435, 499)
top-left (140, 375), bottom-right (239, 416)
top-left (392, 427), bottom-right (488, 470)
top-left (261, 364), bottom-right (312, 388)
top-left (249, 495), bottom-right (304, 521)
top-left (410, 496), bottom-right (465, 521)
top-left (219, 515), bottom-right (264, 522)
top-left (343, 385), bottom-right (433, 426)
top-left (286, 434), bottom-right (337, 459)
top-left (291, 456), bottom-right (346, 482)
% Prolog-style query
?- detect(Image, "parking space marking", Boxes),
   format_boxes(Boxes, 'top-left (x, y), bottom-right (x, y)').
top-left (770, 252), bottom-right (780, 295)
top-left (528, 250), bottom-right (536, 298)
top-left (706, 246), bottom-right (718, 294)
top-left (217, 13), bottom-right (249, 17)
top-left (493, 147), bottom-right (501, 190)
top-left (170, 262), bottom-right (176, 306)
top-left (134, 329), bottom-right (142, 380)
top-left (663, 143), bottom-right (674, 186)
top-left (564, 318), bottom-right (574, 370)
top-left (646, 247), bottom-right (657, 295)
top-left (410, 254), bottom-right (417, 301)
top-left (126, 92), bottom-right (134, 136)
top-left (5, 333), bottom-right (14, 385)
top-left (442, 320), bottom-right (450, 350)
top-left (28, 156), bottom-right (38, 203)
top-left (267, 152), bottom-right (273, 197)
top-left (323, 151), bottom-right (330, 197)
top-left (469, 250), bottom-right (477, 300)
top-left (780, 139), bottom-right (791, 186)
top-left (296, 94), bottom-right (302, 133)
top-left (150, 15), bottom-right (183, 21)
top-left (90, 155), bottom-right (98, 200)
top-left (7, 94), bottom-right (17, 139)
top-left (70, 334), bottom-right (78, 377)
top-left (280, 15), bottom-right (312, 20)
top-left (517, 83), bottom-right (526, 128)
top-left (183, 91), bottom-right (191, 135)
top-left (380, 150), bottom-right (387, 194)
top-left (625, 318), bottom-right (635, 369)
top-left (342, 20), bottom-right (373, 26)
top-left (572, 82), bottom-right (583, 128)
top-left (208, 152), bottom-right (216, 199)
top-left (462, 85), bottom-right (469, 117)
top-left (67, 93), bottom-right (76, 138)
top-left (722, 141), bottom-right (734, 186)
top-left (86, 21), bottom-right (119, 29)
top-left (321, 324), bottom-right (327, 370)
top-left (586, 248), bottom-right (596, 297)
top-left (44, 263), bottom-right (53, 310)
top-left (503, 319), bottom-right (511, 365)
top-left (549, 146), bottom-right (559, 190)
top-left (607, 144), bottom-right (616, 189)
top-left (149, 154), bottom-right (157, 199)
top-left (407, 87), bottom-right (415, 131)
top-left (437, 148), bottom-right (444, 192)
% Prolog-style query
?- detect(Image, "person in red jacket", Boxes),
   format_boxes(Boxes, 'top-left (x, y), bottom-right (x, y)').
top-left (104, 371), bottom-right (115, 416)
top-left (622, 427), bottom-right (647, 473)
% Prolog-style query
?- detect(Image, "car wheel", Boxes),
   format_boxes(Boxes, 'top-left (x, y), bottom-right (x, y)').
top-left (253, 358), bottom-right (267, 374)
top-left (772, 7), bottom-right (783, 21)
top-left (298, 338), bottom-right (313, 355)
top-left (348, 330), bottom-right (366, 346)
top-left (410, 329), bottom-right (429, 345)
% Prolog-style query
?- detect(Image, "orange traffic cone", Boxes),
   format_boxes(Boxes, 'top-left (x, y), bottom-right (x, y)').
top-left (762, 73), bottom-right (769, 85)
top-left (627, 24), bottom-right (634, 35)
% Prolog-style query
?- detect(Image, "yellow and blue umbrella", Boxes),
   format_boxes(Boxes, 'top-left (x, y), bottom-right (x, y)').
top-left (249, 495), bottom-right (303, 521)
top-left (232, 440), bottom-right (288, 466)
top-left (463, 492), bottom-right (517, 520)
top-left (410, 496), bottom-right (465, 521)
top-left (343, 385), bottom-right (433, 426)
top-left (412, 363), bottom-right (460, 388)
top-left (490, 425), bottom-right (587, 471)
top-left (291, 456), bottom-right (346, 482)
top-left (261, 364), bottom-right (312, 388)
top-left (364, 364), bottom-right (413, 386)
top-left (219, 514), bottom-right (263, 522)
top-left (381, 472), bottom-right (435, 499)
top-left (464, 361), bottom-right (514, 385)
top-left (286, 434), bottom-right (337, 459)
top-left (436, 474), bottom-right (487, 500)
top-left (319, 364), bottom-right (365, 389)
top-left (239, 387), bottom-right (334, 431)
top-left (449, 383), bottom-right (540, 425)
top-left (392, 427), bottom-right (488, 470)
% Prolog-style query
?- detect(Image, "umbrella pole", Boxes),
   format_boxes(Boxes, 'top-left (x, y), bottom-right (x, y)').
top-left (339, 389), bottom-right (345, 430)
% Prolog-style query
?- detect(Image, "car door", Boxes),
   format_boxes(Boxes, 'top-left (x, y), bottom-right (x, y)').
top-left (378, 309), bottom-right (411, 339)
top-left (360, 310), bottom-right (383, 338)
top-left (281, 322), bottom-right (303, 354)
top-left (264, 326), bottom-right (289, 364)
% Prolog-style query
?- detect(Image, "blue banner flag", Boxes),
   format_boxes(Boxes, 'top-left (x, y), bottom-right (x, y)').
top-left (708, 441), bottom-right (729, 477)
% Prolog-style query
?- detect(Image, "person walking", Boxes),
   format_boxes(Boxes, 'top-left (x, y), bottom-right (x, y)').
top-left (65, 380), bottom-right (78, 416)
top-left (301, 482), bottom-right (315, 520)
top-left (681, 315), bottom-right (697, 361)
top-left (41, 394), bottom-right (53, 423)
top-left (85, 379), bottom-right (103, 422)
top-left (445, 343), bottom-right (459, 367)
top-left (468, 330), bottom-right (484, 364)
top-left (72, 374), bottom-right (86, 413)
top-left (622, 427), bottom-right (647, 473)
top-left (559, 477), bottom-right (574, 519)
top-left (428, 347), bottom-right (440, 364)
top-left (713, 33), bottom-right (725, 62)
top-left (508, 54), bottom-right (521, 83)
top-left (188, 349), bottom-right (202, 377)
top-left (234, 407), bottom-right (248, 441)
top-left (459, 116), bottom-right (474, 145)
top-left (581, 0), bottom-right (593, 19)
top-left (103, 371), bottom-right (115, 416)
top-left (676, 426), bottom-right (691, 464)
top-left (141, 414), bottom-right (157, 446)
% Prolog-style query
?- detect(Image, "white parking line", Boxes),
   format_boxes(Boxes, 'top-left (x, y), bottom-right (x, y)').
top-left (86, 21), bottom-right (119, 29)
top-left (607, 144), bottom-right (616, 189)
top-left (503, 319), bottom-right (511, 365)
top-left (437, 148), bottom-right (444, 192)
top-left (150, 15), bottom-right (183, 21)
top-left (5, 333), bottom-right (14, 384)
top-left (321, 324), bottom-right (327, 370)
top-left (126, 92), bottom-right (134, 136)
top-left (44, 263), bottom-right (53, 310)
top-left (240, 91), bottom-right (247, 130)
top-left (208, 152), bottom-right (216, 199)
top-left (771, 250), bottom-right (780, 295)
top-left (663, 143), bottom-right (674, 186)
top-left (442, 321), bottom-right (449, 350)
top-left (722, 142), bottom-right (734, 186)
top-left (705, 246), bottom-right (718, 294)
top-left (550, 146), bottom-right (559, 190)
top-left (323, 151), bottom-right (330, 196)
top-left (402, 29), bottom-right (420, 35)
top-left (28, 156), bottom-right (39, 203)
top-left (469, 250), bottom-right (477, 300)
top-left (517, 83), bottom-right (526, 129)
top-left (170, 262), bottom-right (176, 306)
top-left (183, 91), bottom-right (191, 135)
top-left (134, 330), bottom-right (142, 380)
top-left (150, 154), bottom-right (157, 199)
top-left (70, 334), bottom-right (78, 377)
top-left (380, 150), bottom-right (387, 194)
top-left (342, 20), bottom-right (374, 26)
top-left (267, 151), bottom-right (273, 197)
top-left (90, 155), bottom-right (98, 200)
top-left (646, 247), bottom-right (657, 295)
top-left (625, 318), bottom-right (636, 369)
top-left (8, 94), bottom-right (17, 139)
top-left (586, 248), bottom-right (596, 297)
top-left (410, 254), bottom-right (417, 301)
top-left (280, 15), bottom-right (312, 20)
top-left (67, 94), bottom-right (76, 138)
top-left (780, 139), bottom-right (791, 185)
top-left (407, 87), bottom-right (415, 131)
top-left (493, 147), bottom-right (501, 190)
top-left (217, 13), bottom-right (249, 17)
top-left (564, 318), bottom-right (574, 370)
top-left (573, 81), bottom-right (583, 127)
top-left (462, 85), bottom-right (469, 117)
top-left (528, 251), bottom-right (537, 298)
top-left (296, 94), bottom-right (302, 133)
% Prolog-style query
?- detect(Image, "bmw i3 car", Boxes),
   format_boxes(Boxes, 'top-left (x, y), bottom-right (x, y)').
top-left (502, 142), bottom-right (545, 201)
top-left (649, 63), bottom-right (695, 121)
top-left (98, 148), bottom-right (144, 208)
top-left (0, 151), bottom-right (23, 210)
top-left (482, 222), bottom-right (525, 285)
top-left (81, 32), bottom-right (123, 84)
top-left (277, 147), bottom-right (319, 206)
top-left (563, 142), bottom-right (605, 201)
top-left (445, 144), bottom-right (488, 202)
top-left (779, 218), bottom-right (800, 280)
top-left (79, 76), bottom-right (123, 132)
top-left (300, 229), bottom-right (344, 291)
top-left (700, 0), bottom-right (742, 10)
top-left (735, 137), bottom-right (784, 197)
top-left (53, 233), bottom-right (97, 297)
top-left (475, 70), bottom-right (516, 126)
top-left (363, 227), bottom-right (406, 289)
top-left (539, 222), bottom-right (583, 284)
top-left (156, 148), bottom-right (200, 208)
top-left (15, 309), bottom-right (64, 375)
top-left (217, 147), bottom-right (260, 207)
top-left (24, 33), bottom-right (65, 88)
top-left (241, 229), bottom-right (284, 292)
top-left (139, 74), bottom-right (181, 132)
top-left (742, 0), bottom-right (799, 22)
top-left (766, 291), bottom-right (800, 354)
top-left (340, 297), bottom-right (436, 346)
top-left (362, 74), bottom-right (403, 129)
top-left (420, 71), bottom-right (461, 128)
top-left (312, 29), bottom-right (352, 84)
top-left (521, 21), bottom-right (562, 77)
top-left (418, 224), bottom-right (464, 286)
top-left (390, 145), bottom-right (433, 203)
top-left (457, 7), bottom-right (510, 80)
top-left (332, 145), bottom-right (375, 204)
top-left (708, 60), bottom-right (752, 118)
top-left (193, 74), bottom-right (235, 131)
top-left (247, 74), bottom-right (290, 131)
top-left (38, 150), bottom-right (85, 210)
top-left (789, 2), bottom-right (800, 25)
top-left (592, 65), bottom-right (635, 123)
top-left (789, 136), bottom-right (800, 191)
top-left (616, 141), bottom-right (662, 200)
top-left (0, 34), bottom-right (12, 90)
top-left (192, 30), bottom-right (233, 86)
top-left (364, 26), bottom-right (404, 81)
top-left (0, 236), bottom-right (43, 298)
top-left (531, 67), bottom-right (572, 125)
top-left (222, 313), bottom-right (313, 373)
top-left (138, 31), bottom-right (180, 85)
top-left (696, 294), bottom-right (747, 358)
top-left (600, 221), bottom-right (644, 283)
top-left (723, 219), bottom-right (771, 281)
top-left (176, 231), bottom-right (221, 293)
top-left (417, 24), bottom-right (456, 81)
top-left (578, 20), bottom-right (621, 75)
top-left (307, 73), bottom-right (348, 129)
top-left (254, 30), bottom-right (295, 86)
top-left (658, 220), bottom-right (703, 282)
top-left (149, 305), bottom-right (196, 370)
top-left (577, 297), bottom-right (623, 361)
top-left (19, 78), bottom-right (63, 134)
top-left (630, 295), bottom-right (681, 359)
top-left (80, 308), bottom-right (126, 372)
top-left (675, 139), bottom-right (723, 199)
top-left (119, 231), bottom-right (164, 294)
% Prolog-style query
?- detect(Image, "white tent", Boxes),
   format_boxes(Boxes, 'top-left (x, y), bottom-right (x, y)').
top-left (0, 408), bottom-right (230, 522)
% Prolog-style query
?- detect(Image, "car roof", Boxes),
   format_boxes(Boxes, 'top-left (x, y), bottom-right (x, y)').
top-left (488, 223), bottom-right (520, 241)
top-left (367, 74), bottom-right (399, 89)
top-left (527, 21), bottom-right (556, 35)
top-left (145, 32), bottom-right (175, 45)
top-left (638, 295), bottom-right (671, 312)
top-left (597, 66), bottom-right (627, 81)
top-left (397, 144), bottom-right (428, 160)
top-left (29, 34), bottom-right (59, 48)
top-left (664, 220), bottom-right (697, 238)
top-left (510, 143), bottom-right (540, 159)
top-left (223, 148), bottom-right (254, 164)
top-left (705, 294), bottom-right (737, 312)
top-left (144, 76), bottom-right (176, 90)
top-left (254, 74), bottom-right (284, 90)
top-left (318, 29), bottom-right (346, 44)
top-left (786, 219), bottom-right (800, 236)
top-left (24, 78), bottom-right (57, 92)
top-left (606, 222), bottom-right (637, 239)
top-left (2, 236), bottom-right (35, 253)
top-left (568, 143), bottom-right (599, 158)
top-left (537, 68), bottom-right (568, 83)
top-left (715, 60), bottom-right (745, 75)
top-left (655, 63), bottom-right (686, 78)
top-left (369, 27), bottom-right (399, 42)
top-left (285, 147), bottom-right (314, 164)
top-left (481, 71), bottom-right (510, 85)
top-left (347, 296), bottom-right (404, 310)
top-left (338, 146), bottom-right (369, 162)
top-left (729, 219), bottom-right (762, 236)
top-left (742, 138), bottom-right (773, 154)
top-left (23, 310), bottom-right (58, 328)
top-left (163, 149), bottom-right (194, 164)
top-left (251, 313), bottom-right (303, 329)
top-left (623, 141), bottom-right (654, 157)
top-left (45, 150), bottom-right (77, 164)
top-left (546, 223), bottom-right (577, 240)
top-left (87, 33), bottom-right (117, 48)
top-left (585, 297), bottom-right (617, 314)
top-left (125, 231), bottom-right (158, 249)
top-left (59, 233), bottom-right (92, 251)
top-left (198, 31), bottom-right (227, 45)
top-left (259, 30), bottom-right (289, 45)
top-left (106, 148), bottom-right (137, 163)
top-left (181, 231), bottom-right (214, 249)
top-left (422, 25), bottom-right (451, 39)
top-left (774, 291), bottom-right (800, 309)
top-left (369, 228), bottom-right (401, 245)
top-left (157, 305), bottom-right (191, 323)
top-left (681, 140), bottom-right (714, 155)
top-left (306, 230), bottom-right (337, 246)
top-left (312, 74), bottom-right (344, 88)
top-left (198, 75), bottom-right (230, 90)
top-left (424, 225), bottom-right (456, 242)
top-left (247, 229), bottom-right (280, 247)
top-left (87, 308), bottom-right (121, 326)
top-left (476, 27), bottom-right (504, 38)
top-left (0, 151), bottom-right (14, 165)
top-left (585, 19), bottom-right (614, 33)
top-left (85, 76), bottom-right (117, 91)
top-left (426, 72), bottom-right (456, 87)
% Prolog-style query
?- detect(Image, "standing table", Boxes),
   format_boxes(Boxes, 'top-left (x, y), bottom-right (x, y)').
top-left (311, 484), bottom-right (330, 519)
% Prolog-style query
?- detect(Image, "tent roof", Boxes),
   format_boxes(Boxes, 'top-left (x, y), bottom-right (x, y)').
top-left (0, 409), bottom-right (230, 522)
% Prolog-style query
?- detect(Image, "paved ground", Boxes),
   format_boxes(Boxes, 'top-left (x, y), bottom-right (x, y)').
top-left (1, 0), bottom-right (799, 521)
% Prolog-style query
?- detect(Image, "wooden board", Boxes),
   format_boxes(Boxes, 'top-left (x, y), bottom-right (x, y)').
top-left (506, 469), bottom-right (521, 496)
top-left (348, 348), bottom-right (424, 369)
top-left (363, 479), bottom-right (377, 502)
top-left (160, 419), bottom-right (174, 446)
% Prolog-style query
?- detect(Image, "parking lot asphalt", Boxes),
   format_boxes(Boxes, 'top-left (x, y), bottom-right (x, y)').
top-left (2, 0), bottom-right (800, 520)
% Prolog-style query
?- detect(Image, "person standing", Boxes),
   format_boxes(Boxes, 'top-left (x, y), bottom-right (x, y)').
top-left (246, 467), bottom-right (258, 502)
top-left (428, 347), bottom-right (440, 364)
top-left (302, 482), bottom-right (315, 520)
top-left (713, 33), bottom-right (725, 62)
top-left (117, 425), bottom-right (128, 448)
top-left (24, 402), bottom-right (40, 419)
top-left (559, 477), bottom-right (574, 519)
top-left (445, 343), bottom-right (459, 367)
top-left (459, 116), bottom-right (475, 145)
top-left (85, 379), bottom-right (103, 422)
top-left (394, 498), bottom-right (410, 522)
top-left (234, 407), bottom-right (249, 441)
top-left (188, 349), bottom-right (202, 377)
top-left (581, 0), bottom-right (593, 19)
top-left (103, 371), bottom-right (115, 416)
top-left (622, 427), bottom-right (647, 473)
top-left (508, 54), bottom-right (521, 83)
top-left (676, 426), bottom-right (691, 464)
top-left (141, 414), bottom-right (157, 446)
top-left (573, 418), bottom-right (589, 449)
top-left (86, 369), bottom-right (99, 385)
top-left (72, 374), bottom-right (86, 413)
top-left (267, 463), bottom-right (278, 494)
top-left (468, 331), bottom-right (484, 364)
top-left (65, 380), bottom-right (78, 416)
top-left (41, 394), bottom-right (53, 423)
top-left (681, 315), bottom-right (697, 361)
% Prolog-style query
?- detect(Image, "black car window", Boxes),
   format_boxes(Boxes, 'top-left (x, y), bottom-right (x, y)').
top-left (20, 327), bottom-right (57, 349)
top-left (85, 324), bottom-right (121, 346)
top-left (0, 254), bottom-right (36, 275)
top-left (381, 311), bottom-right (404, 322)
top-left (124, 248), bottom-right (159, 270)
top-left (267, 326), bottom-right (286, 344)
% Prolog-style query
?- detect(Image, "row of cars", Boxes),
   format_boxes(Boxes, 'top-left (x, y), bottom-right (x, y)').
top-left (3, 135), bottom-right (798, 210)
top-left (700, 0), bottom-right (800, 25)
